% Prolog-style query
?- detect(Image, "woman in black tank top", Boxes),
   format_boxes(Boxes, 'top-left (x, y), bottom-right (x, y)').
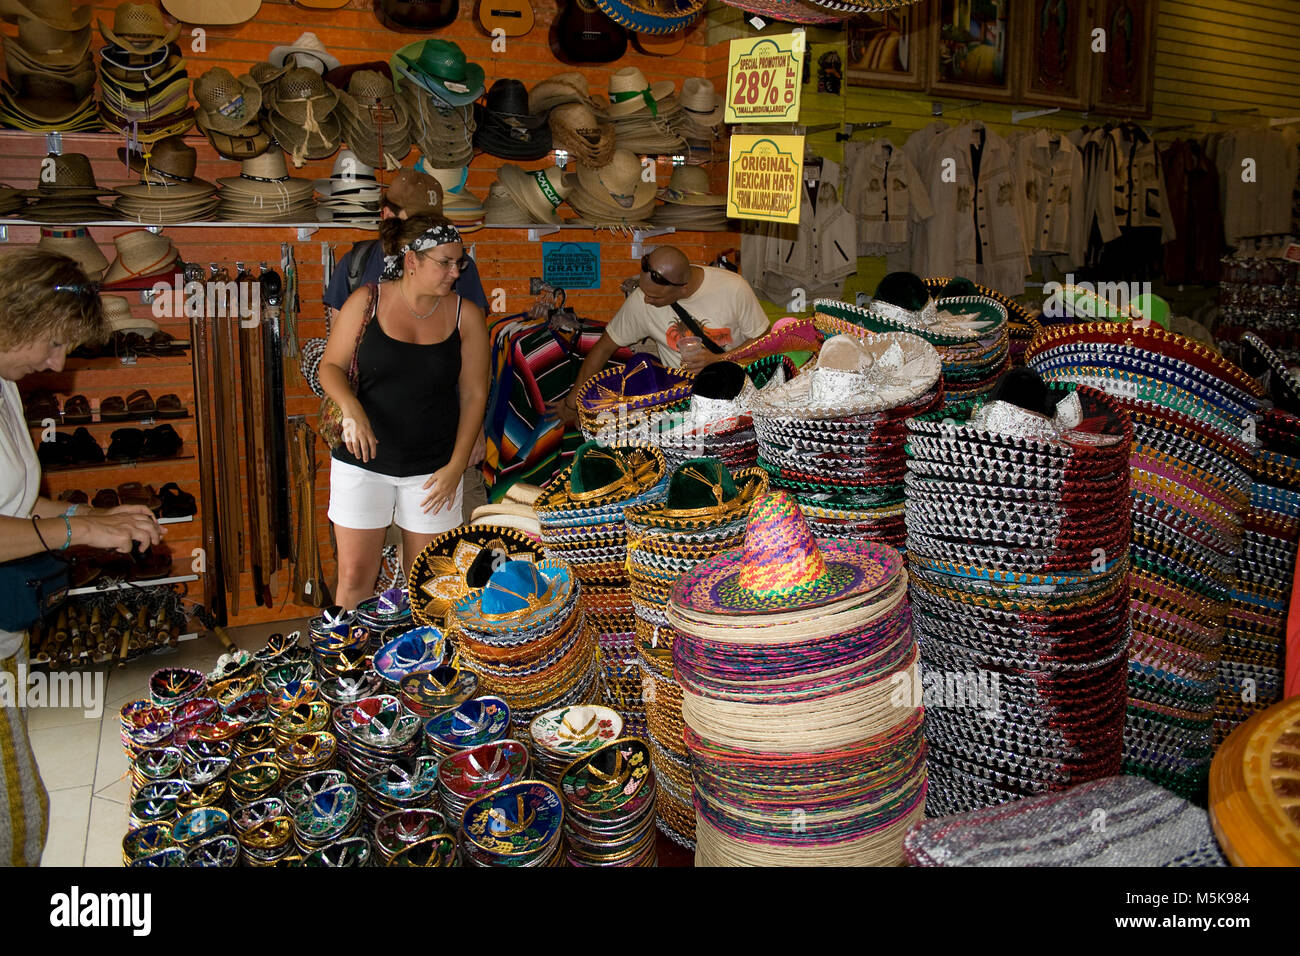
top-left (320, 215), bottom-right (491, 610)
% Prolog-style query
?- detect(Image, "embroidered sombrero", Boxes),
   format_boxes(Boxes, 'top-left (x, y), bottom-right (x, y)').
top-left (452, 559), bottom-right (575, 635)
top-left (669, 489), bottom-right (904, 616)
top-left (407, 525), bottom-right (544, 626)
top-left (594, 0), bottom-right (704, 35)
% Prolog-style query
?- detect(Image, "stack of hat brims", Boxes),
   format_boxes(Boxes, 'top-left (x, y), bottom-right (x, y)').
top-left (422, 695), bottom-right (513, 758)
top-left (217, 150), bottom-right (316, 222)
top-left (451, 559), bottom-right (598, 740)
top-left (96, 3), bottom-right (192, 143)
top-left (578, 352), bottom-right (694, 446)
top-left (486, 165), bottom-right (570, 226)
top-left (39, 225), bottom-right (108, 277)
top-left (407, 525), bottom-right (544, 629)
top-left (528, 703), bottom-right (623, 784)
top-left (20, 152), bottom-right (114, 222)
top-left (1215, 334), bottom-right (1299, 743)
top-left (0, 0), bottom-right (97, 131)
top-left (418, 159), bottom-right (483, 231)
top-left (460, 779), bottom-right (566, 867)
top-left (335, 694), bottom-right (424, 784)
top-left (672, 77), bottom-right (724, 159)
top-left (113, 136), bottom-right (219, 223)
top-left (337, 69), bottom-right (412, 170)
top-left (667, 490), bottom-right (927, 866)
top-left (474, 78), bottom-right (552, 161)
top-left (652, 164), bottom-right (729, 231)
top-left (904, 374), bottom-right (1133, 815)
top-left (560, 736), bottom-right (658, 866)
top-left (623, 458), bottom-right (769, 848)
top-left (566, 148), bottom-right (658, 228)
top-left (750, 330), bottom-right (943, 549)
top-left (192, 67), bottom-right (272, 161)
top-left (361, 754), bottom-right (442, 830)
top-left (393, 39), bottom-right (483, 169)
top-left (1026, 322), bottom-right (1264, 802)
top-left (261, 67), bottom-right (342, 166)
top-left (606, 68), bottom-right (685, 157)
top-left (548, 102), bottom-right (615, 169)
top-left (436, 739), bottom-right (531, 827)
top-left (314, 149), bottom-right (382, 224)
top-left (535, 443), bottom-right (668, 735)
top-left (923, 276), bottom-right (1042, 366)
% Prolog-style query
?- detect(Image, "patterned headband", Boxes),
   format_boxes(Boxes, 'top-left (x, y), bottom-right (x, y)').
top-left (380, 223), bottom-right (463, 281)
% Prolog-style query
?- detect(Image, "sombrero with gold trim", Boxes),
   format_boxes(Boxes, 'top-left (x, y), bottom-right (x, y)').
top-left (407, 525), bottom-right (543, 627)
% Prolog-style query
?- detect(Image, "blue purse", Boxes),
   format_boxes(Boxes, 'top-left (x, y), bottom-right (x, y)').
top-left (0, 551), bottom-right (69, 632)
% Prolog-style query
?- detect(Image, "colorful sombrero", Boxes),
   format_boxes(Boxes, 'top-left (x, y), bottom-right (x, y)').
top-left (594, 0), bottom-right (705, 34)
top-left (407, 525), bottom-right (544, 627)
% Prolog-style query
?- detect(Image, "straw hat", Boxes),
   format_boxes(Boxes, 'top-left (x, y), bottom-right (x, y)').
top-left (194, 112), bottom-right (272, 160)
top-left (548, 102), bottom-right (615, 169)
top-left (216, 151), bottom-right (316, 220)
top-left (496, 164), bottom-right (570, 225)
top-left (568, 148), bottom-right (657, 221)
top-left (473, 78), bottom-right (551, 161)
top-left (37, 225), bottom-right (107, 277)
top-left (102, 229), bottom-right (180, 284)
top-left (392, 38), bottom-right (485, 108)
top-left (193, 67), bottom-right (261, 133)
top-left (21, 152), bottom-right (112, 197)
top-left (337, 70), bottom-right (412, 170)
top-left (529, 71), bottom-right (603, 116)
top-left (98, 2), bottom-right (181, 54)
top-left (263, 67), bottom-right (342, 164)
top-left (160, 0), bottom-right (260, 25)
top-left (607, 68), bottom-right (674, 118)
top-left (482, 180), bottom-right (528, 226)
top-left (12, 17), bottom-right (91, 65)
top-left (100, 293), bottom-right (159, 332)
top-left (417, 161), bottom-right (484, 227)
top-left (1, 0), bottom-right (92, 31)
top-left (657, 165), bottom-right (723, 206)
top-left (267, 31), bottom-right (340, 74)
top-left (678, 77), bottom-right (722, 127)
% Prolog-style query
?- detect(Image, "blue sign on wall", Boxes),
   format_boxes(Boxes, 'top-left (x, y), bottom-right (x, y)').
top-left (542, 242), bottom-right (601, 290)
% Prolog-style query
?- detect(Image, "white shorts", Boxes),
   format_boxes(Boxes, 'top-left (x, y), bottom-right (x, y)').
top-left (328, 457), bottom-right (463, 534)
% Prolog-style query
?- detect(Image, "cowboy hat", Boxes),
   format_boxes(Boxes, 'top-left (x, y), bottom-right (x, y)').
top-left (391, 38), bottom-right (484, 108)
top-left (657, 164), bottom-right (724, 206)
top-left (606, 68), bottom-right (674, 118)
top-left (194, 111), bottom-right (271, 159)
top-left (20, 151), bottom-right (113, 197)
top-left (571, 148), bottom-right (656, 214)
top-left (548, 102), bottom-right (615, 168)
top-left (98, 2), bottom-right (181, 54)
top-left (161, 0), bottom-right (260, 25)
top-left (528, 71), bottom-right (606, 114)
top-left (267, 31), bottom-right (340, 74)
top-left (1, 0), bottom-right (90, 31)
top-left (497, 164), bottom-right (570, 225)
top-left (678, 77), bottom-right (722, 127)
top-left (11, 16), bottom-right (91, 65)
top-left (192, 67), bottom-right (261, 133)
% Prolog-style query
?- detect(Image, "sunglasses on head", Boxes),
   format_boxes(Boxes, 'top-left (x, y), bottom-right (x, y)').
top-left (640, 254), bottom-right (688, 287)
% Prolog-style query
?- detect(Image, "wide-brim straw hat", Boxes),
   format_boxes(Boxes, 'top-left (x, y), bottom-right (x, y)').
top-left (98, 2), bottom-right (181, 55)
top-left (100, 292), bottom-right (159, 332)
top-left (607, 68), bottom-right (674, 118)
top-left (497, 164), bottom-right (569, 225)
top-left (549, 102), bottom-right (615, 169)
top-left (20, 151), bottom-right (113, 197)
top-left (399, 85), bottom-right (475, 167)
top-left (193, 67), bottom-right (262, 133)
top-left (216, 150), bottom-right (315, 195)
top-left (195, 112), bottom-right (272, 159)
top-left (0, 77), bottom-right (93, 123)
top-left (10, 18), bottom-right (91, 66)
top-left (2, 0), bottom-right (92, 31)
top-left (102, 228), bottom-right (179, 283)
top-left (573, 148), bottom-right (656, 211)
top-left (482, 181), bottom-right (528, 225)
top-left (678, 77), bottom-right (722, 126)
top-left (264, 109), bottom-right (342, 163)
top-left (268, 31), bottom-right (340, 75)
top-left (657, 164), bottom-right (723, 206)
top-left (37, 225), bottom-right (107, 276)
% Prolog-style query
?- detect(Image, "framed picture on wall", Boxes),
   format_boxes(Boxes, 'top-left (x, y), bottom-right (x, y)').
top-left (928, 0), bottom-right (1017, 102)
top-left (846, 1), bottom-right (930, 92)
top-left (1016, 0), bottom-right (1091, 108)
top-left (1091, 0), bottom-right (1157, 117)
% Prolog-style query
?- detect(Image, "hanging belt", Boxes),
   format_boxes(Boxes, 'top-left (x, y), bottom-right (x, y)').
top-left (210, 266), bottom-right (243, 616)
top-left (188, 283), bottom-right (226, 624)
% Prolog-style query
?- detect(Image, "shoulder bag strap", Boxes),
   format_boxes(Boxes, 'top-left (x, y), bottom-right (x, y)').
top-left (670, 302), bottom-right (726, 354)
top-left (348, 283), bottom-right (379, 385)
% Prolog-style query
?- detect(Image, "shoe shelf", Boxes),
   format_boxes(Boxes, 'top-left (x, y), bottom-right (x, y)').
top-left (40, 454), bottom-right (196, 473)
top-left (67, 573), bottom-right (200, 598)
top-left (28, 412), bottom-right (192, 430)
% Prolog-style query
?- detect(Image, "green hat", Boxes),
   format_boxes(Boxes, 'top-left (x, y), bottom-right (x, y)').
top-left (392, 39), bottom-right (484, 108)
top-left (1130, 292), bottom-right (1170, 330)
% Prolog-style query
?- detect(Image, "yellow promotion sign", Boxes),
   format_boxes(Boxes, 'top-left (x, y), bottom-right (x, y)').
top-left (725, 33), bottom-right (804, 123)
top-left (727, 134), bottom-right (803, 224)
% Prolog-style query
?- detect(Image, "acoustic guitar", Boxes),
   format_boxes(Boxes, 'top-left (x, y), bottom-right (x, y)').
top-left (373, 0), bottom-right (460, 32)
top-left (476, 0), bottom-right (535, 36)
top-left (632, 28), bottom-right (685, 57)
top-left (551, 0), bottom-right (627, 64)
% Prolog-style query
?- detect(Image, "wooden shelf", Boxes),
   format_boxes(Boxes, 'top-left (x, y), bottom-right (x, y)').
top-left (67, 573), bottom-right (199, 597)
top-left (41, 454), bottom-right (196, 474)
top-left (28, 413), bottom-right (191, 431)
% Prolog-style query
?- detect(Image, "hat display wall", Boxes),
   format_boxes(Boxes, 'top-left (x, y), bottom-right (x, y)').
top-left (473, 78), bottom-right (552, 161)
top-left (566, 148), bottom-right (658, 228)
top-left (1026, 323), bottom-right (1265, 802)
top-left (113, 135), bottom-right (219, 223)
top-left (606, 68), bottom-right (685, 156)
top-left (535, 443), bottom-right (668, 736)
top-left (20, 152), bottom-right (113, 222)
top-left (623, 458), bottom-right (769, 848)
top-left (666, 490), bottom-right (926, 866)
top-left (314, 149), bottom-right (381, 226)
top-left (751, 331), bottom-right (942, 549)
top-left (216, 150), bottom-right (316, 222)
top-left (905, 376), bottom-right (1132, 815)
top-left (36, 225), bottom-right (107, 276)
top-left (1213, 335), bottom-right (1300, 744)
top-left (548, 102), bottom-right (615, 169)
top-left (905, 775), bottom-right (1227, 867)
top-left (262, 67), bottom-right (343, 167)
top-left (0, 7), bottom-right (97, 131)
top-left (337, 70), bottom-right (412, 171)
top-left (652, 164), bottom-right (728, 231)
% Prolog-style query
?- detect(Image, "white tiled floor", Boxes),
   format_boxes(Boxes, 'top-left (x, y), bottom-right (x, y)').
top-left (30, 617), bottom-right (309, 867)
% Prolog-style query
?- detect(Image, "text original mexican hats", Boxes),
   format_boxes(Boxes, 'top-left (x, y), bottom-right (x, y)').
top-left (267, 31), bottom-right (340, 75)
top-left (548, 102), bottom-right (615, 169)
top-left (392, 38), bottom-right (485, 108)
top-left (98, 2), bottom-right (181, 54)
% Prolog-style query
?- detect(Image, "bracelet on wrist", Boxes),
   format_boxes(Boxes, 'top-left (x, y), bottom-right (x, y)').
top-left (61, 515), bottom-right (72, 550)
top-left (64, 503), bottom-right (81, 517)
top-left (31, 515), bottom-right (52, 552)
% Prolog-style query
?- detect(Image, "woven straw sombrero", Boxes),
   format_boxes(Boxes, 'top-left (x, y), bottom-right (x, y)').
top-left (594, 0), bottom-right (704, 35)
top-left (407, 525), bottom-right (543, 627)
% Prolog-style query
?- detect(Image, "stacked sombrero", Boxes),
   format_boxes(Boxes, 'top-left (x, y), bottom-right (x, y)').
top-left (667, 490), bottom-right (926, 865)
top-left (924, 276), bottom-right (1041, 367)
top-left (112, 135), bottom-right (219, 223)
top-left (528, 703), bottom-right (623, 784)
top-left (392, 39), bottom-right (481, 169)
top-left (20, 152), bottom-right (113, 222)
top-left (651, 164), bottom-right (728, 231)
top-left (0, 0), bottom-right (98, 131)
top-left (486, 165), bottom-right (570, 226)
top-left (192, 67), bottom-right (272, 161)
top-left (606, 68), bottom-right (685, 157)
top-left (594, 0), bottom-right (705, 37)
top-left (474, 78), bottom-right (552, 161)
top-left (623, 458), bottom-right (769, 848)
top-left (818, 272), bottom-right (1010, 409)
top-left (904, 370), bottom-right (1133, 815)
top-left (460, 779), bottom-right (566, 867)
top-left (1214, 334), bottom-right (1300, 743)
top-left (578, 352), bottom-right (694, 446)
top-left (560, 736), bottom-right (658, 866)
top-left (406, 525), bottom-right (544, 629)
top-left (716, 0), bottom-right (869, 25)
top-left (216, 150), bottom-right (316, 222)
top-left (451, 559), bottom-right (598, 740)
top-left (565, 148), bottom-right (658, 229)
top-left (651, 359), bottom-right (781, 472)
top-left (534, 443), bottom-right (668, 735)
top-left (750, 331), bottom-right (943, 549)
top-left (337, 70), bottom-right (412, 171)
top-left (1026, 322), bottom-right (1264, 802)
top-left (314, 149), bottom-right (381, 226)
top-left (96, 3), bottom-right (193, 143)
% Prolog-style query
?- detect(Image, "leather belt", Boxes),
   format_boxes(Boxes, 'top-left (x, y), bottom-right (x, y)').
top-left (289, 416), bottom-right (329, 606)
top-left (210, 265), bottom-right (243, 616)
top-left (188, 270), bottom-right (226, 623)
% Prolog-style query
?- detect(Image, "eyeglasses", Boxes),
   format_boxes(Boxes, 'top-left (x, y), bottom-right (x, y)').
top-left (422, 254), bottom-right (471, 272)
top-left (640, 254), bottom-right (688, 287)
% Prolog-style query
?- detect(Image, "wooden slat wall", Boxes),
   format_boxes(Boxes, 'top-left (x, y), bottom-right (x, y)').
top-left (1, 0), bottom-right (736, 626)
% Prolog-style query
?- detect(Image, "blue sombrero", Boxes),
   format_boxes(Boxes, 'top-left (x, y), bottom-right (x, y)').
top-left (594, 0), bottom-right (706, 35)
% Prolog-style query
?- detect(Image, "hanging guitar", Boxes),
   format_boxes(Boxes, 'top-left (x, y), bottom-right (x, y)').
top-left (550, 0), bottom-right (627, 64)
top-left (373, 0), bottom-right (460, 31)
top-left (476, 0), bottom-right (535, 36)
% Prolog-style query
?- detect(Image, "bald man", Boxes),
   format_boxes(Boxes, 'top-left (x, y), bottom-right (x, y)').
top-left (556, 246), bottom-right (769, 425)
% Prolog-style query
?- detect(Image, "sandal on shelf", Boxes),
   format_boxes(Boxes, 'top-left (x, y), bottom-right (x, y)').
top-left (62, 394), bottom-right (92, 425)
top-left (117, 481), bottom-right (161, 514)
top-left (99, 395), bottom-right (129, 422)
top-left (155, 393), bottom-right (187, 418)
top-left (146, 331), bottom-right (188, 355)
top-left (158, 482), bottom-right (197, 518)
top-left (69, 427), bottom-right (104, 465)
top-left (129, 543), bottom-right (173, 581)
top-left (126, 389), bottom-right (156, 419)
top-left (23, 391), bottom-right (59, 425)
top-left (91, 488), bottom-right (120, 510)
top-left (106, 427), bottom-right (145, 462)
top-left (58, 489), bottom-right (89, 506)
top-left (140, 424), bottom-right (182, 460)
top-left (37, 432), bottom-right (71, 468)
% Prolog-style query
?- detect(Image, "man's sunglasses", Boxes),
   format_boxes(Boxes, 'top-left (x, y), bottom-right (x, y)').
top-left (640, 254), bottom-right (688, 287)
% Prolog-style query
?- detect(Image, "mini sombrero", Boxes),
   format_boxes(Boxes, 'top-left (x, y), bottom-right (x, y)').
top-left (452, 559), bottom-right (574, 635)
top-left (407, 525), bottom-right (543, 627)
